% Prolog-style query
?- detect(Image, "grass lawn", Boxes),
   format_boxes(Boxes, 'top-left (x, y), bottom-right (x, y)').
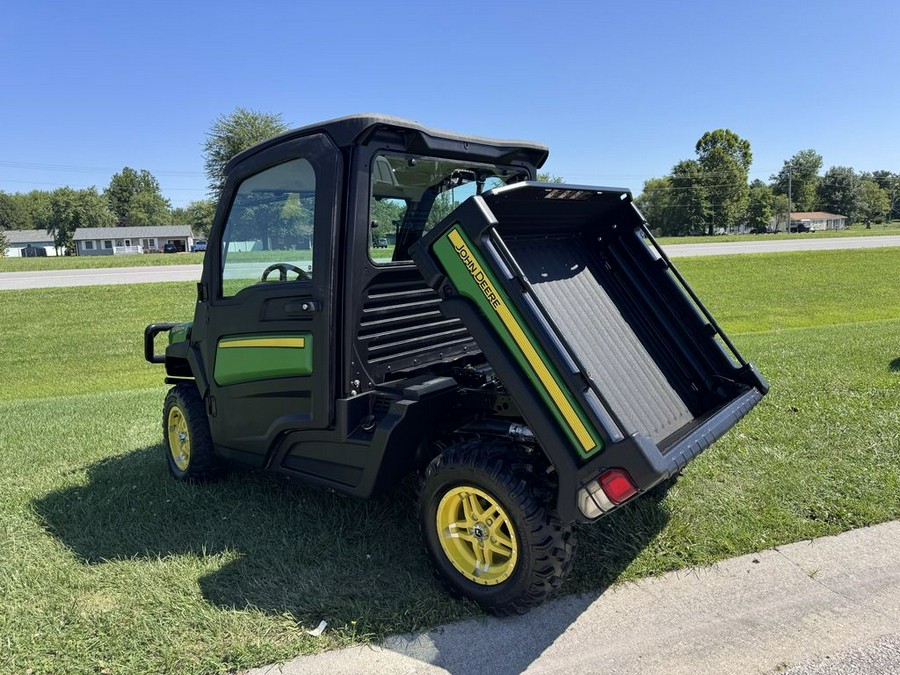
top-left (0, 248), bottom-right (898, 673)
top-left (0, 251), bottom-right (207, 273)
top-left (655, 221), bottom-right (900, 246)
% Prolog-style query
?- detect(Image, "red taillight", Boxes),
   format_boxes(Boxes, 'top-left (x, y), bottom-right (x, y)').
top-left (599, 469), bottom-right (637, 504)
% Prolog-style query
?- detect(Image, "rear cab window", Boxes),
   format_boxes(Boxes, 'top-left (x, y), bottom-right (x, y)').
top-left (368, 154), bottom-right (527, 265)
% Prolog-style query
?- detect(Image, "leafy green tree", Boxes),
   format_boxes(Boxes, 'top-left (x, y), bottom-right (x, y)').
top-left (105, 167), bottom-right (170, 226)
top-left (536, 172), bottom-right (565, 183)
top-left (862, 170), bottom-right (894, 192)
top-left (0, 192), bottom-right (24, 231)
top-left (817, 166), bottom-right (862, 223)
top-left (746, 180), bottom-right (774, 232)
top-left (772, 194), bottom-right (791, 231)
top-left (0, 227), bottom-right (8, 256)
top-left (371, 198), bottom-right (405, 243)
top-left (858, 180), bottom-right (890, 226)
top-left (183, 199), bottom-right (217, 238)
top-left (634, 177), bottom-right (673, 232)
top-left (8, 190), bottom-right (52, 231)
top-left (48, 187), bottom-right (114, 251)
top-left (667, 160), bottom-right (710, 236)
top-left (426, 192), bottom-right (460, 230)
top-left (771, 149), bottom-right (822, 211)
top-left (695, 129), bottom-right (752, 235)
top-left (203, 107), bottom-right (288, 200)
top-left (861, 171), bottom-right (900, 220)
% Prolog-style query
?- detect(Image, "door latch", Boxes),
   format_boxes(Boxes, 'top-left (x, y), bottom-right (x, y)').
top-left (285, 300), bottom-right (321, 315)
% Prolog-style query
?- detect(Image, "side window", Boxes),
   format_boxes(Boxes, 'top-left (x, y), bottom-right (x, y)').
top-left (221, 158), bottom-right (316, 298)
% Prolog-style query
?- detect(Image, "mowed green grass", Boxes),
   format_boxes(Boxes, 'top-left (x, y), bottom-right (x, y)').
top-left (654, 221), bottom-right (900, 246)
top-left (0, 251), bottom-right (206, 272)
top-left (0, 282), bottom-right (196, 400)
top-left (0, 248), bottom-right (898, 673)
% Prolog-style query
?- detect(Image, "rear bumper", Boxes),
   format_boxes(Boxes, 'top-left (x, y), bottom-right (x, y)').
top-left (574, 386), bottom-right (764, 521)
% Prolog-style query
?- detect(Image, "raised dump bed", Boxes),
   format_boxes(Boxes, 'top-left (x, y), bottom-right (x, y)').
top-left (412, 182), bottom-right (768, 518)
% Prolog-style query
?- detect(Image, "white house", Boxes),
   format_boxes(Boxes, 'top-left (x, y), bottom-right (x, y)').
top-left (73, 226), bottom-right (195, 255)
top-left (788, 212), bottom-right (848, 232)
top-left (3, 229), bottom-right (59, 257)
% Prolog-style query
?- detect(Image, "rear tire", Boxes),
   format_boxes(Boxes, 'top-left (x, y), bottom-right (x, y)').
top-left (162, 384), bottom-right (222, 482)
top-left (419, 438), bottom-right (575, 615)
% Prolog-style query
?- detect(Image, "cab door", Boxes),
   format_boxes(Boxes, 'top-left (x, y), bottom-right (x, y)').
top-left (192, 134), bottom-right (341, 465)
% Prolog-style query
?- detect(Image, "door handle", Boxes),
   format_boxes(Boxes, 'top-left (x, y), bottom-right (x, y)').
top-left (285, 300), bottom-right (320, 316)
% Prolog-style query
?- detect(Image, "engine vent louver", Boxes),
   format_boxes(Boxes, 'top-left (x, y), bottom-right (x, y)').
top-left (358, 276), bottom-right (477, 378)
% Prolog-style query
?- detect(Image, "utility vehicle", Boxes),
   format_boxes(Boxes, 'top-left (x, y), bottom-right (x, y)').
top-left (145, 115), bottom-right (767, 615)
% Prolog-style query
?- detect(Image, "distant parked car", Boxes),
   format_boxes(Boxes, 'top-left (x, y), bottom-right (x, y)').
top-left (191, 240), bottom-right (208, 253)
top-left (163, 243), bottom-right (178, 253)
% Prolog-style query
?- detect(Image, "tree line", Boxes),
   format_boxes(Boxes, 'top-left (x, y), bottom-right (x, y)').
top-left (635, 132), bottom-right (899, 236)
top-left (0, 171), bottom-right (217, 252)
top-left (5, 113), bottom-right (899, 258)
top-left (0, 107), bottom-right (288, 255)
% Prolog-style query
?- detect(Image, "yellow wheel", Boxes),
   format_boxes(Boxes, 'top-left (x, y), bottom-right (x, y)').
top-left (162, 384), bottom-right (222, 482)
top-left (167, 405), bottom-right (191, 471)
top-left (435, 486), bottom-right (518, 585)
top-left (419, 439), bottom-right (575, 615)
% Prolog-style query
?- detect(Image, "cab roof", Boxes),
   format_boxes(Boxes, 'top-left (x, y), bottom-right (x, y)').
top-left (224, 114), bottom-right (549, 175)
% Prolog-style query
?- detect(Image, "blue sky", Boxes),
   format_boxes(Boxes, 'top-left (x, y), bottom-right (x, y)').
top-left (3, 0), bottom-right (898, 207)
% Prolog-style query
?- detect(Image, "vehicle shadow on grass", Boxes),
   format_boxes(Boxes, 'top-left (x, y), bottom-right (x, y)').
top-left (34, 445), bottom-right (669, 673)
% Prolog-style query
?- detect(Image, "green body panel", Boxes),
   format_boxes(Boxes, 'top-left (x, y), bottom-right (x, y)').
top-left (214, 333), bottom-right (313, 386)
top-left (168, 322), bottom-right (193, 344)
top-left (432, 227), bottom-right (604, 459)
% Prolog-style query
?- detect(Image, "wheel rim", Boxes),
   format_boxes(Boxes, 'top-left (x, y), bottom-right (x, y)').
top-left (436, 485), bottom-right (518, 585)
top-left (167, 405), bottom-right (191, 471)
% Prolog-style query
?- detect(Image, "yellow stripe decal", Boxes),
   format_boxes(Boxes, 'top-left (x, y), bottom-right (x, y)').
top-left (447, 229), bottom-right (595, 451)
top-left (219, 337), bottom-right (306, 349)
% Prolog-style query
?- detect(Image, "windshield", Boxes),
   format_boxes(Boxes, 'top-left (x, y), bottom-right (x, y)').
top-left (369, 154), bottom-right (527, 264)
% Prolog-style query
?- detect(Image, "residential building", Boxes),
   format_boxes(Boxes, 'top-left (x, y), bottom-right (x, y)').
top-left (2, 229), bottom-right (58, 257)
top-left (788, 212), bottom-right (848, 232)
top-left (73, 226), bottom-right (195, 255)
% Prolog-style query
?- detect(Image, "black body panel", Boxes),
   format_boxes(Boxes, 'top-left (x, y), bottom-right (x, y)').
top-left (191, 133), bottom-right (342, 465)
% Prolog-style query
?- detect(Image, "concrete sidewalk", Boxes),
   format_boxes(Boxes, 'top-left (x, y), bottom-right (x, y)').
top-left (248, 521), bottom-right (899, 675)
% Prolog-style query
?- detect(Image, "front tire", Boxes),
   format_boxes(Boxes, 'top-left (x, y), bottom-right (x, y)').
top-left (162, 384), bottom-right (222, 482)
top-left (419, 439), bottom-right (575, 615)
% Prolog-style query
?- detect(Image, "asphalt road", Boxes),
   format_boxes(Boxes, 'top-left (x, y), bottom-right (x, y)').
top-left (660, 234), bottom-right (900, 258)
top-left (0, 263), bottom-right (203, 290)
top-left (2, 236), bottom-right (899, 291)
top-left (247, 521), bottom-right (900, 675)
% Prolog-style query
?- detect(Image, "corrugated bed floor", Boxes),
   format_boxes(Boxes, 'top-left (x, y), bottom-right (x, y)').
top-left (506, 236), bottom-right (693, 443)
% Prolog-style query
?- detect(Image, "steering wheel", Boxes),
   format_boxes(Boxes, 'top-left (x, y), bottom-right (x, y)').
top-left (261, 263), bottom-right (310, 282)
